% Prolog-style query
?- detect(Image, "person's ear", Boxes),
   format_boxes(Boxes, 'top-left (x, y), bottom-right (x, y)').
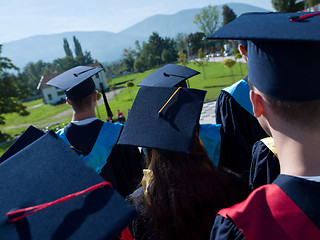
top-left (66, 97), bottom-right (72, 106)
top-left (250, 90), bottom-right (264, 118)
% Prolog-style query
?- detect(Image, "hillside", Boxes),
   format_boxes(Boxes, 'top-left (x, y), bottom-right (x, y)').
top-left (120, 3), bottom-right (268, 38)
top-left (2, 31), bottom-right (147, 70)
top-left (2, 3), bottom-right (268, 69)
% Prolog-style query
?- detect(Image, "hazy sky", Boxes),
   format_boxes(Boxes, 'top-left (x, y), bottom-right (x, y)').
top-left (1, 0), bottom-right (274, 43)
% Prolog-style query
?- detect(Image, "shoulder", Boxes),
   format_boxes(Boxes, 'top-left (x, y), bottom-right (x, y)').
top-left (219, 170), bottom-right (251, 203)
top-left (210, 214), bottom-right (245, 240)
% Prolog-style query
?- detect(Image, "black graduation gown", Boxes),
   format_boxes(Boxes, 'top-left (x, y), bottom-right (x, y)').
top-left (249, 140), bottom-right (280, 190)
top-left (63, 119), bottom-right (145, 197)
top-left (216, 84), bottom-right (268, 180)
top-left (210, 175), bottom-right (320, 240)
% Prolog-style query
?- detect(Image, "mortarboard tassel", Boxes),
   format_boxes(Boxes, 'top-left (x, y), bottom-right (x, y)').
top-left (290, 11), bottom-right (320, 21)
top-left (6, 181), bottom-right (113, 223)
top-left (158, 87), bottom-right (182, 117)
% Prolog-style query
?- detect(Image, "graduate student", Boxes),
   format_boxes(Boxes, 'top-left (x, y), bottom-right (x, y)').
top-left (138, 64), bottom-right (222, 167)
top-left (46, 66), bottom-right (144, 197)
top-left (208, 12), bottom-right (320, 239)
top-left (215, 40), bottom-right (269, 181)
top-left (118, 86), bottom-right (249, 240)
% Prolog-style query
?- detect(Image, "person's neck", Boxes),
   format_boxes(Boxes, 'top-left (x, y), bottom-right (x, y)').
top-left (272, 127), bottom-right (320, 177)
top-left (72, 110), bottom-right (96, 121)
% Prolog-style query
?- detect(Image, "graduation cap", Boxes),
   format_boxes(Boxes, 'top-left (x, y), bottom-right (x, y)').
top-left (46, 66), bottom-right (102, 100)
top-left (0, 131), bottom-right (137, 239)
top-left (0, 125), bottom-right (44, 164)
top-left (137, 64), bottom-right (200, 88)
top-left (207, 12), bottom-right (320, 101)
top-left (118, 86), bottom-right (206, 153)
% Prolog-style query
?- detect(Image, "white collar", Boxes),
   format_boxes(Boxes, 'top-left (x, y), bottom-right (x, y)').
top-left (71, 117), bottom-right (98, 126)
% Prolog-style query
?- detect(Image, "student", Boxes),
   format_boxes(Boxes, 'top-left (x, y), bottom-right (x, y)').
top-left (215, 40), bottom-right (268, 180)
top-left (118, 86), bottom-right (249, 240)
top-left (46, 66), bottom-right (144, 197)
top-left (208, 12), bottom-right (320, 239)
top-left (138, 64), bottom-right (222, 167)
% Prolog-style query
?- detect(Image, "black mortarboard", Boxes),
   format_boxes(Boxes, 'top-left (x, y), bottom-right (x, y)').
top-left (137, 64), bottom-right (200, 88)
top-left (0, 125), bottom-right (44, 164)
top-left (0, 131), bottom-right (137, 239)
top-left (46, 66), bottom-right (102, 100)
top-left (207, 12), bottom-right (320, 101)
top-left (118, 86), bottom-right (206, 153)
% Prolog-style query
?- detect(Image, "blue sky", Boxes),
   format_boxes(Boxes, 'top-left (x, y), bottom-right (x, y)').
top-left (0, 0), bottom-right (274, 43)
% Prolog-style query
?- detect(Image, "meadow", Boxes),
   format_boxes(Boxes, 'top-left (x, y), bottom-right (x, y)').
top-left (0, 60), bottom-right (248, 154)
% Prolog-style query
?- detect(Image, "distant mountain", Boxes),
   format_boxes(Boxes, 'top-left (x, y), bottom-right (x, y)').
top-left (2, 3), bottom-right (268, 69)
top-left (2, 31), bottom-right (147, 70)
top-left (120, 3), bottom-right (269, 38)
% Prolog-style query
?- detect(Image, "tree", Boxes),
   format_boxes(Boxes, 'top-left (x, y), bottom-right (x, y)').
top-left (73, 36), bottom-right (83, 57)
top-left (134, 32), bottom-right (178, 71)
top-left (221, 59), bottom-right (236, 83)
top-left (193, 5), bottom-right (220, 36)
top-left (272, 0), bottom-right (305, 12)
top-left (175, 33), bottom-right (187, 53)
top-left (194, 48), bottom-right (208, 79)
top-left (133, 57), bottom-right (146, 72)
top-left (104, 61), bottom-right (122, 76)
top-left (21, 60), bottom-right (52, 97)
top-left (76, 50), bottom-right (95, 66)
top-left (126, 81), bottom-right (134, 101)
top-left (0, 45), bottom-right (18, 72)
top-left (305, 0), bottom-right (320, 7)
top-left (177, 51), bottom-right (189, 67)
top-left (121, 48), bottom-right (136, 72)
top-left (53, 36), bottom-right (95, 72)
top-left (161, 37), bottom-right (178, 63)
top-left (63, 38), bottom-right (73, 57)
top-left (53, 56), bottom-right (79, 73)
top-left (186, 32), bottom-right (205, 56)
top-left (234, 52), bottom-right (244, 76)
top-left (222, 5), bottom-right (237, 26)
top-left (0, 45), bottom-right (29, 139)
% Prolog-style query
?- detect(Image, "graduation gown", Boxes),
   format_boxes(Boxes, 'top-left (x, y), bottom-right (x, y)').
top-left (199, 123), bottom-right (222, 167)
top-left (249, 139), bottom-right (280, 190)
top-left (57, 119), bottom-right (144, 197)
top-left (215, 78), bottom-right (268, 179)
top-left (210, 174), bottom-right (320, 240)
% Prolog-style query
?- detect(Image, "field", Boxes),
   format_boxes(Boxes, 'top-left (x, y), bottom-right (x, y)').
top-left (0, 60), bottom-right (248, 155)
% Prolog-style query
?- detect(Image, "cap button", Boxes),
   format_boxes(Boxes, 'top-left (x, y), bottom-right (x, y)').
top-left (163, 72), bottom-right (169, 77)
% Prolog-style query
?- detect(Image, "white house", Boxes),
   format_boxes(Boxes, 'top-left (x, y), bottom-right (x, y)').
top-left (37, 63), bottom-right (108, 104)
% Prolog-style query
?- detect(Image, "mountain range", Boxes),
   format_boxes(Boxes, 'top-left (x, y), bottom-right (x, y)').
top-left (2, 3), bottom-right (268, 70)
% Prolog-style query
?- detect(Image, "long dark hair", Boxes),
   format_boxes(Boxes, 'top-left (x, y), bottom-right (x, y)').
top-left (136, 135), bottom-right (247, 240)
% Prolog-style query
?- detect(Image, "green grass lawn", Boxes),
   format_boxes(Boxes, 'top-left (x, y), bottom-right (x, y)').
top-left (0, 60), bottom-right (248, 154)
